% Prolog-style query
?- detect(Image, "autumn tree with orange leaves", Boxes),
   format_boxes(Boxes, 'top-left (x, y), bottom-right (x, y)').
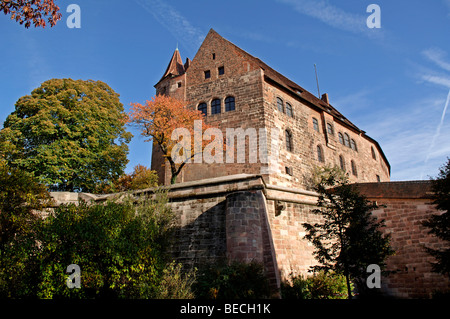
top-left (128, 95), bottom-right (225, 185)
top-left (0, 0), bottom-right (61, 28)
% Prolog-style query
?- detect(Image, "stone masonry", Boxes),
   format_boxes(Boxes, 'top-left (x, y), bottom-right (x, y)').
top-left (50, 175), bottom-right (450, 298)
top-left (152, 29), bottom-right (390, 189)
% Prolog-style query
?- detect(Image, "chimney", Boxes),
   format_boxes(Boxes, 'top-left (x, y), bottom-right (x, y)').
top-left (321, 93), bottom-right (329, 104)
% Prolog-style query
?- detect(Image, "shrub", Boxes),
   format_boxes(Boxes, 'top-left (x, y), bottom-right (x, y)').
top-left (281, 271), bottom-right (350, 299)
top-left (35, 192), bottom-right (175, 298)
top-left (194, 261), bottom-right (270, 299)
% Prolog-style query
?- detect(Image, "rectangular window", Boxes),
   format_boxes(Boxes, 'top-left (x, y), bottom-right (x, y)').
top-left (204, 70), bottom-right (211, 79)
top-left (218, 66), bottom-right (225, 75)
top-left (285, 166), bottom-right (293, 176)
top-left (225, 96), bottom-right (235, 112)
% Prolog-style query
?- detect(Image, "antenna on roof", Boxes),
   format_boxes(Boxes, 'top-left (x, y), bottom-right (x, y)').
top-left (314, 64), bottom-right (321, 98)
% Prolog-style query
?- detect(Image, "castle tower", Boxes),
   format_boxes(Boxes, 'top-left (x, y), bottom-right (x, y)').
top-left (152, 29), bottom-right (390, 188)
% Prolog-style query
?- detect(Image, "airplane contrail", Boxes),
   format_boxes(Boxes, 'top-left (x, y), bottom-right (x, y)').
top-left (421, 89), bottom-right (450, 179)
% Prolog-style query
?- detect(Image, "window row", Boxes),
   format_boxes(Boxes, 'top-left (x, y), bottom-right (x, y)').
top-left (204, 66), bottom-right (225, 79)
top-left (284, 129), bottom-right (360, 177)
top-left (311, 117), bottom-right (358, 152)
top-left (197, 96), bottom-right (235, 116)
top-left (276, 97), bottom-right (294, 118)
top-left (338, 132), bottom-right (358, 151)
top-left (338, 155), bottom-right (358, 177)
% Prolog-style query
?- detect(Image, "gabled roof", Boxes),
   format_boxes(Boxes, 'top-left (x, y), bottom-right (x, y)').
top-left (204, 29), bottom-right (390, 172)
top-left (206, 29), bottom-right (359, 132)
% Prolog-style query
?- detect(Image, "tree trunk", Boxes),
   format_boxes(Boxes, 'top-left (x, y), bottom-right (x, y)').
top-left (344, 267), bottom-right (352, 299)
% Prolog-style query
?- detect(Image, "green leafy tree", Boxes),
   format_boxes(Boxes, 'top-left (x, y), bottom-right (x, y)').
top-left (0, 79), bottom-right (132, 192)
top-left (423, 158), bottom-right (450, 278)
top-left (303, 167), bottom-right (394, 299)
top-left (0, 161), bottom-right (52, 297)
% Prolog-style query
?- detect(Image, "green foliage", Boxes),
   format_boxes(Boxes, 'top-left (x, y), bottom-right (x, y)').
top-left (0, 78), bottom-right (132, 192)
top-left (0, 187), bottom-right (195, 299)
top-left (194, 261), bottom-right (270, 299)
top-left (155, 261), bottom-right (196, 299)
top-left (95, 164), bottom-right (159, 194)
top-left (303, 167), bottom-right (394, 298)
top-left (281, 271), bottom-right (350, 299)
top-left (35, 192), bottom-right (174, 298)
top-left (423, 158), bottom-right (450, 278)
top-left (0, 162), bottom-right (52, 297)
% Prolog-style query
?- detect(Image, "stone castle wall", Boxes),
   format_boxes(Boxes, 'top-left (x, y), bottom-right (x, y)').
top-left (50, 176), bottom-right (450, 298)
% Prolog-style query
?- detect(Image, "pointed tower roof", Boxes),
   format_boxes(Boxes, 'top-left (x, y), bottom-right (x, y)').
top-left (158, 48), bottom-right (185, 83)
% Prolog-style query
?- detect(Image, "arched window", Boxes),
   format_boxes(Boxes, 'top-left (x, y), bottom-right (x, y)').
top-left (371, 146), bottom-right (377, 160)
top-left (327, 123), bottom-right (334, 136)
top-left (211, 98), bottom-right (221, 114)
top-left (277, 98), bottom-right (284, 112)
top-left (344, 133), bottom-right (350, 147)
top-left (339, 155), bottom-right (346, 171)
top-left (350, 139), bottom-right (357, 151)
top-left (225, 96), bottom-right (235, 112)
top-left (338, 132), bottom-right (344, 145)
top-left (286, 102), bottom-right (293, 117)
top-left (285, 130), bottom-right (293, 152)
top-left (313, 118), bottom-right (319, 132)
top-left (198, 102), bottom-right (207, 116)
top-left (317, 145), bottom-right (324, 163)
top-left (351, 160), bottom-right (358, 177)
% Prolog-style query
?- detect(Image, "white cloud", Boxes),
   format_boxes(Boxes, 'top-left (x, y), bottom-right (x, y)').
top-left (352, 94), bottom-right (450, 181)
top-left (421, 74), bottom-right (450, 89)
top-left (422, 48), bottom-right (450, 72)
top-left (276, 0), bottom-right (383, 39)
top-left (134, 0), bottom-right (205, 56)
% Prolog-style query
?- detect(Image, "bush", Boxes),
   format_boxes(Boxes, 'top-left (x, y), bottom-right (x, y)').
top-left (281, 271), bottom-right (350, 299)
top-left (0, 187), bottom-right (197, 299)
top-left (155, 261), bottom-right (196, 299)
top-left (194, 261), bottom-right (270, 299)
top-left (35, 192), bottom-right (174, 298)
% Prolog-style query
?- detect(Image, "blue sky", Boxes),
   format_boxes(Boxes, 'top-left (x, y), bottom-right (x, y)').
top-left (1, 0), bottom-right (449, 181)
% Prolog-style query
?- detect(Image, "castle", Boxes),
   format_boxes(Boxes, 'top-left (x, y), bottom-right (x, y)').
top-left (137, 29), bottom-right (448, 298)
top-left (152, 29), bottom-right (390, 188)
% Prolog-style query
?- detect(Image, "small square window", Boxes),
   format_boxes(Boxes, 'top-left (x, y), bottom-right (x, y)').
top-left (177, 82), bottom-right (182, 88)
top-left (285, 167), bottom-right (293, 176)
top-left (204, 70), bottom-right (210, 79)
top-left (218, 66), bottom-right (224, 75)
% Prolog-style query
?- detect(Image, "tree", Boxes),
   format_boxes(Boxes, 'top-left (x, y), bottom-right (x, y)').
top-left (0, 0), bottom-right (61, 28)
top-left (423, 158), bottom-right (450, 277)
top-left (128, 95), bottom-right (224, 184)
top-left (302, 167), bottom-right (394, 299)
top-left (0, 79), bottom-right (132, 192)
top-left (95, 164), bottom-right (159, 194)
top-left (0, 161), bottom-right (52, 297)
